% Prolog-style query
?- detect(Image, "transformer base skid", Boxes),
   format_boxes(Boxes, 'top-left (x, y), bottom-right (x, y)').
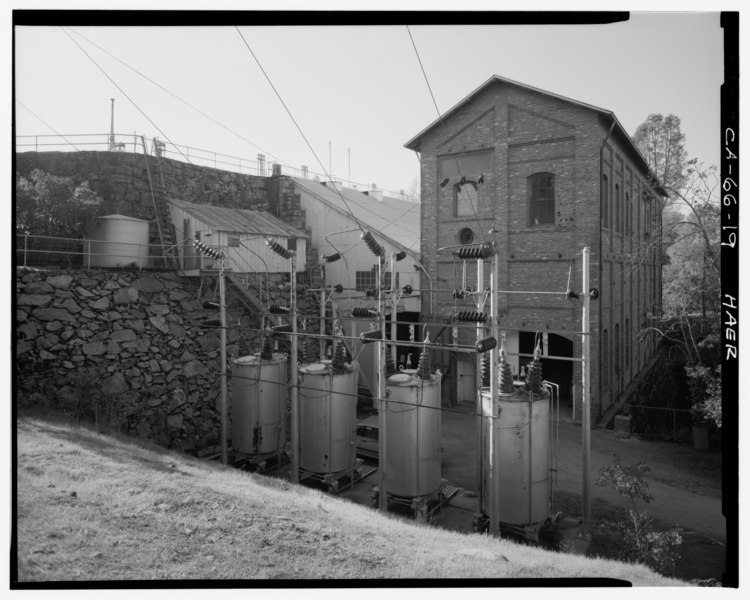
top-left (228, 450), bottom-right (288, 474)
top-left (472, 512), bottom-right (560, 543)
top-left (371, 479), bottom-right (455, 523)
top-left (299, 459), bottom-right (373, 494)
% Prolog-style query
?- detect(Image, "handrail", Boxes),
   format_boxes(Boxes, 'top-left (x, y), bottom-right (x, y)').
top-left (14, 133), bottom-right (412, 199)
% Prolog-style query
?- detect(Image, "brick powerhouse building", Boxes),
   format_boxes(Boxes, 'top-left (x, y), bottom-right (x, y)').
top-left (405, 75), bottom-right (666, 421)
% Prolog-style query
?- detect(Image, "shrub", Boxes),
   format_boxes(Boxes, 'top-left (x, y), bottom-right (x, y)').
top-left (596, 457), bottom-right (683, 575)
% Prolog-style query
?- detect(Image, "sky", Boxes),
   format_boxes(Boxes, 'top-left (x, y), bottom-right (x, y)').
top-left (12, 9), bottom-right (727, 198)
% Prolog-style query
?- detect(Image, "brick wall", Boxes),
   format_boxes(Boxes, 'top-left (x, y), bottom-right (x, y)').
top-left (411, 79), bottom-right (662, 421)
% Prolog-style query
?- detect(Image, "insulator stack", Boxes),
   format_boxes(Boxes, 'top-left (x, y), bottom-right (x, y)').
top-left (385, 345), bottom-right (397, 376)
top-left (359, 330), bottom-right (382, 343)
top-left (351, 306), bottom-right (378, 318)
top-left (525, 352), bottom-right (544, 394)
top-left (268, 304), bottom-right (291, 314)
top-left (451, 289), bottom-right (465, 299)
top-left (303, 335), bottom-right (318, 364)
top-left (365, 289), bottom-right (378, 297)
top-left (401, 284), bottom-right (413, 295)
top-left (266, 238), bottom-right (293, 259)
top-left (322, 253), bottom-right (341, 263)
top-left (201, 318), bottom-right (221, 327)
top-left (498, 348), bottom-right (514, 393)
top-left (260, 335), bottom-right (274, 360)
top-left (272, 324), bottom-right (293, 335)
top-left (333, 284), bottom-right (344, 293)
top-left (331, 339), bottom-right (350, 373)
top-left (416, 333), bottom-right (433, 380)
top-left (361, 230), bottom-right (385, 257)
top-left (454, 243), bottom-right (494, 260)
top-left (193, 240), bottom-right (223, 260)
top-left (455, 310), bottom-right (487, 323)
top-left (480, 353), bottom-right (490, 387)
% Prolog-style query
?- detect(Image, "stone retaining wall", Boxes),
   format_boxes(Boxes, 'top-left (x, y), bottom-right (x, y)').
top-left (15, 267), bottom-right (300, 454)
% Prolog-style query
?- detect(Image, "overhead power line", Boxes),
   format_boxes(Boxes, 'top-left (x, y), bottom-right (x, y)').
top-left (406, 26), bottom-right (486, 243)
top-left (15, 100), bottom-right (81, 151)
top-left (61, 27), bottom-right (191, 164)
top-left (65, 27), bottom-right (285, 166)
top-left (234, 26), bottom-right (364, 233)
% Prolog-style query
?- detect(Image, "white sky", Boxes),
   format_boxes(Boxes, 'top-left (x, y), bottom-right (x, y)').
top-left (13, 9), bottom-right (726, 197)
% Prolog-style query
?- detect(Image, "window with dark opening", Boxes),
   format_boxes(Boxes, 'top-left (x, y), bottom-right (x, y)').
top-left (527, 173), bottom-right (555, 226)
top-left (602, 174), bottom-right (609, 229)
top-left (458, 227), bottom-right (475, 245)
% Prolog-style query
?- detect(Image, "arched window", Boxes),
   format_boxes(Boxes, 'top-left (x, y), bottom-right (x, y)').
top-left (527, 173), bottom-right (555, 226)
top-left (601, 174), bottom-right (609, 229)
top-left (614, 184), bottom-right (621, 233)
top-left (625, 192), bottom-right (631, 236)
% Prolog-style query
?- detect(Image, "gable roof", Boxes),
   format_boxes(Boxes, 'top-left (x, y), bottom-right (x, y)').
top-left (168, 198), bottom-right (308, 238)
top-left (404, 74), bottom-right (666, 196)
top-left (292, 178), bottom-right (420, 254)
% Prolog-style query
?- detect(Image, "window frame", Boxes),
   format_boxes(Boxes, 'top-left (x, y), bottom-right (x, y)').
top-left (527, 172), bottom-right (555, 227)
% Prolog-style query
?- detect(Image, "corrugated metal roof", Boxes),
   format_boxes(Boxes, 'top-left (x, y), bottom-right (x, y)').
top-left (291, 179), bottom-right (420, 253)
top-left (168, 198), bottom-right (308, 238)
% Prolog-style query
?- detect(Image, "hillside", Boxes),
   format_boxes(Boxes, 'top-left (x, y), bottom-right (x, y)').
top-left (14, 415), bottom-right (682, 585)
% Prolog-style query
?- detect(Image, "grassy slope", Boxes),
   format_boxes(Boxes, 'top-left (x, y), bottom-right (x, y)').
top-left (14, 416), bottom-right (682, 584)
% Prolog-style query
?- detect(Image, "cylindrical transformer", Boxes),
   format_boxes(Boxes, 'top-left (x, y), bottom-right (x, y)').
top-left (231, 354), bottom-right (287, 457)
top-left (385, 370), bottom-right (442, 498)
top-left (481, 386), bottom-right (550, 527)
top-left (298, 361), bottom-right (359, 475)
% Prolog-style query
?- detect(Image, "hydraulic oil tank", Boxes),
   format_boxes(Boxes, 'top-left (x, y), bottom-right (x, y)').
top-left (231, 354), bottom-right (287, 456)
top-left (481, 386), bottom-right (550, 526)
top-left (298, 360), bottom-right (359, 475)
top-left (385, 369), bottom-right (442, 498)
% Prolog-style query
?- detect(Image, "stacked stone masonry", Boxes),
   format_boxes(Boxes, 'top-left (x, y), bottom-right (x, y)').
top-left (15, 267), bottom-right (313, 454)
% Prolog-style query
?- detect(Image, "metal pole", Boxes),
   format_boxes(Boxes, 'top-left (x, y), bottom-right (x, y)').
top-left (475, 257), bottom-right (485, 511)
top-left (219, 261), bottom-right (228, 465)
top-left (389, 253), bottom-right (398, 369)
top-left (290, 253), bottom-right (299, 483)
top-left (582, 246), bottom-right (592, 523)
top-left (489, 250), bottom-right (499, 534)
top-left (320, 288), bottom-right (327, 361)
top-left (378, 255), bottom-right (388, 511)
top-left (23, 234), bottom-right (28, 268)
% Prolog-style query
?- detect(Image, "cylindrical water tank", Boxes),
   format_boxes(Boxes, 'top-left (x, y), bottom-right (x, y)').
top-left (385, 370), bottom-right (442, 498)
top-left (87, 214), bottom-right (150, 268)
top-left (231, 354), bottom-right (287, 456)
top-left (481, 387), bottom-right (550, 526)
top-left (298, 361), bottom-right (358, 475)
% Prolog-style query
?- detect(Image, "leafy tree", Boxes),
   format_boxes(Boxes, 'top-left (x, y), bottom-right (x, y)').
top-left (633, 114), bottom-right (689, 202)
top-left (15, 169), bottom-right (104, 238)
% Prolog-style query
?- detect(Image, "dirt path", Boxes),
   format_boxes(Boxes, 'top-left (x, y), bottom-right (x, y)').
top-left (553, 419), bottom-right (724, 543)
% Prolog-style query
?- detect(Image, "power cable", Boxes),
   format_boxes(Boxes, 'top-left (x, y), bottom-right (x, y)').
top-left (65, 27), bottom-right (286, 167)
top-left (61, 27), bottom-right (191, 165)
top-left (406, 26), bottom-right (487, 244)
top-left (16, 101), bottom-right (81, 151)
top-left (234, 26), bottom-right (365, 233)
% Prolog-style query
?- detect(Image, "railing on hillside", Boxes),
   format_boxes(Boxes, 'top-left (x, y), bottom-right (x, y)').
top-left (15, 133), bottom-right (409, 198)
top-left (15, 233), bottom-right (202, 271)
